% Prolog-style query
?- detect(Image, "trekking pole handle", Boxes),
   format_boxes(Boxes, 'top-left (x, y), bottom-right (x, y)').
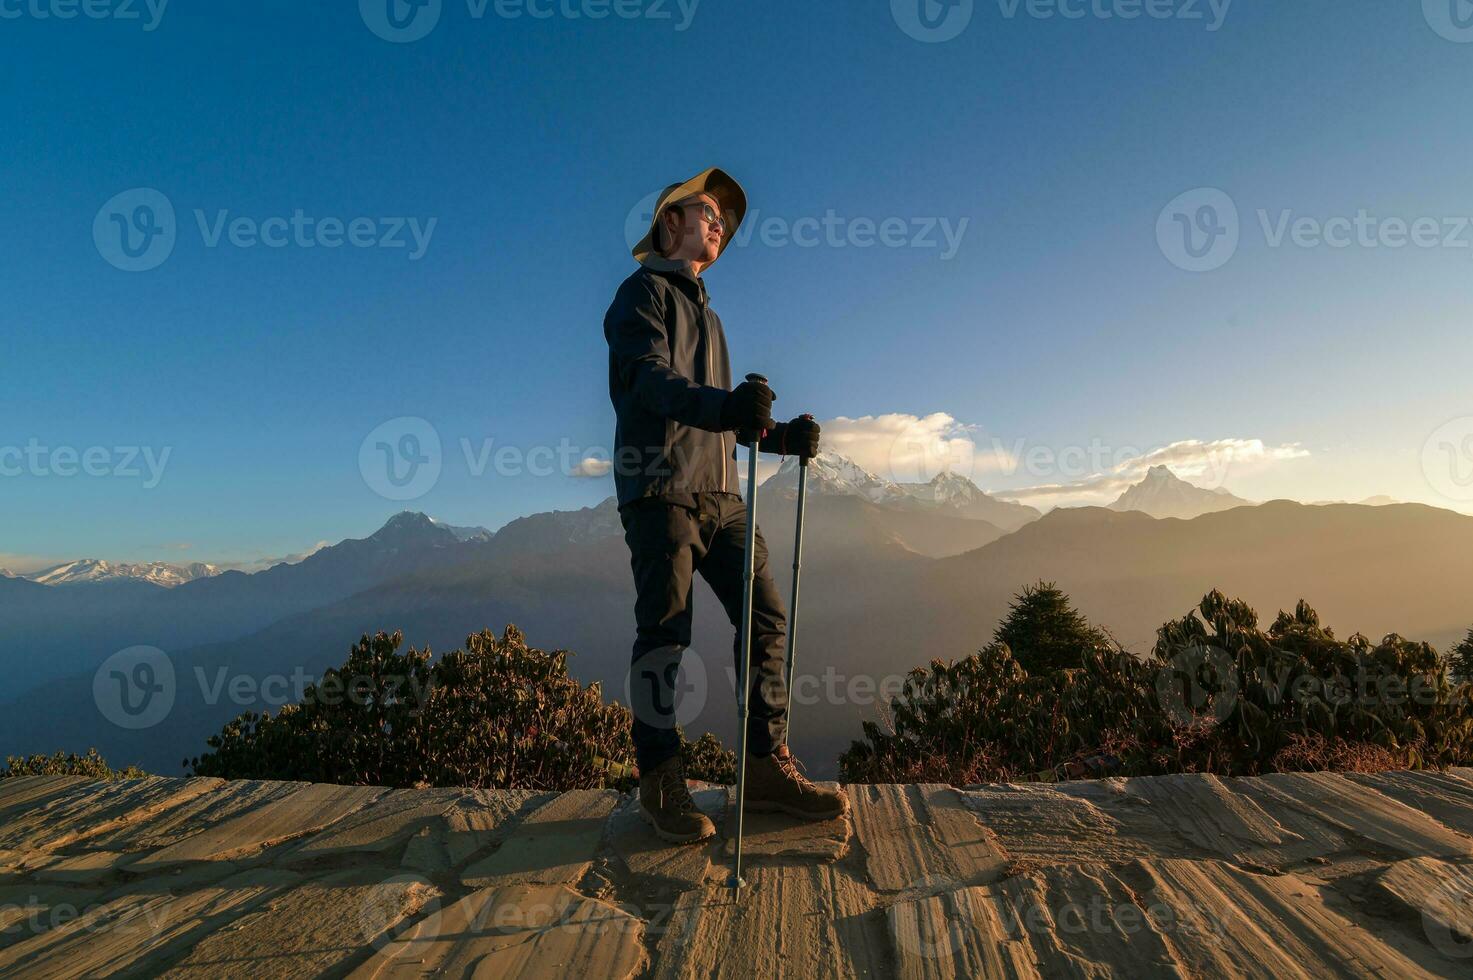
top-left (797, 413), bottom-right (814, 467)
top-left (743, 374), bottom-right (769, 444)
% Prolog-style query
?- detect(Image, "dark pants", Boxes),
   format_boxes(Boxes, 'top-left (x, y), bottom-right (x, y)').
top-left (620, 492), bottom-right (789, 772)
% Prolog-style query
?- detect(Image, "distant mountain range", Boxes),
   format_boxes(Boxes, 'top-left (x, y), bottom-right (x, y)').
top-left (762, 451), bottom-right (1042, 533)
top-left (12, 559), bottom-right (223, 588)
top-left (0, 453), bottom-right (1458, 778)
top-left (1107, 465), bottom-right (1255, 520)
top-left (4, 516), bottom-right (493, 589)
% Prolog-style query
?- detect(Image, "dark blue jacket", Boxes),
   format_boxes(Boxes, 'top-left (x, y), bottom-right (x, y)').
top-left (604, 262), bottom-right (737, 508)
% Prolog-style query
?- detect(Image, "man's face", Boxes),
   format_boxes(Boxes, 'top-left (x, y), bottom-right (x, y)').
top-left (659, 192), bottom-right (726, 267)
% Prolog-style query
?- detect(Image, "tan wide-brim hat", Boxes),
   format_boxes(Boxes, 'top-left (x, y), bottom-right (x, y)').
top-left (631, 167), bottom-right (748, 266)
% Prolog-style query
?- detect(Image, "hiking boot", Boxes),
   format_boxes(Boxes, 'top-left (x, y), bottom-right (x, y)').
top-left (743, 745), bottom-right (849, 821)
top-left (639, 756), bottom-right (716, 844)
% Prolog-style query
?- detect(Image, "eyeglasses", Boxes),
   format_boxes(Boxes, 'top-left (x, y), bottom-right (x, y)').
top-left (675, 200), bottom-right (728, 234)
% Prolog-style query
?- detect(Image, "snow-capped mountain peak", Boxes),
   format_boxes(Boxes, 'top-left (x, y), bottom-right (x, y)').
top-left (24, 559), bottom-right (222, 588)
top-left (759, 452), bottom-right (1042, 531)
top-left (901, 470), bottom-right (989, 506)
top-left (762, 451), bottom-right (912, 506)
top-left (1108, 466), bottom-right (1254, 520)
top-left (371, 511), bottom-right (493, 546)
top-left (429, 516), bottom-right (495, 542)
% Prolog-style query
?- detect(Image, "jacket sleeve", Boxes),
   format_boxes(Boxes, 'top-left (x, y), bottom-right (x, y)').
top-left (605, 276), bottom-right (729, 432)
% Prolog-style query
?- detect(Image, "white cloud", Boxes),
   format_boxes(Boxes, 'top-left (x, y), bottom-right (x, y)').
top-left (570, 457), bottom-right (612, 478)
top-left (226, 540), bottom-right (332, 573)
top-left (734, 415), bottom-right (1305, 507)
top-left (818, 412), bottom-right (1017, 484)
top-left (996, 438), bottom-right (1310, 508)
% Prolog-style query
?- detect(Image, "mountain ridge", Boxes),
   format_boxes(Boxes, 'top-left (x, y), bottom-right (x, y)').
top-left (763, 451), bottom-right (1042, 531)
top-left (1107, 464), bottom-right (1255, 519)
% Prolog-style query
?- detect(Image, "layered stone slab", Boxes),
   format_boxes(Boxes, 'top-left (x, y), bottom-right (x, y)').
top-left (349, 883), bottom-right (646, 979)
top-left (89, 779), bottom-right (311, 854)
top-left (650, 863), bottom-right (885, 979)
top-left (0, 866), bottom-right (297, 977)
top-left (887, 882), bottom-right (1040, 980)
top-left (0, 882), bottom-right (108, 951)
top-left (0, 777), bottom-right (222, 853)
top-left (400, 789), bottom-right (541, 874)
top-left (130, 783), bottom-right (387, 869)
top-left (27, 850), bottom-right (131, 885)
top-left (607, 785), bottom-right (725, 890)
top-left (460, 789), bottom-right (620, 887)
top-left (1119, 772), bottom-right (1312, 866)
top-left (848, 783), bottom-right (1007, 892)
top-left (717, 786), bottom-right (852, 864)
top-left (1347, 770), bottom-right (1473, 837)
top-left (0, 778), bottom-right (90, 824)
top-left (287, 787), bottom-right (470, 863)
top-left (1136, 857), bottom-right (1440, 978)
top-left (1375, 855), bottom-right (1473, 950)
top-left (0, 769), bottom-right (1468, 978)
top-left (889, 857), bottom-right (1439, 979)
top-left (958, 780), bottom-right (1197, 864)
top-left (157, 868), bottom-right (439, 978)
top-left (1236, 772), bottom-right (1473, 860)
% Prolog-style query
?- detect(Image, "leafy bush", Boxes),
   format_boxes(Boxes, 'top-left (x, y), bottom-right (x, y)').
top-left (189, 624), bottom-right (732, 792)
top-left (2, 748), bottom-right (147, 780)
top-left (841, 588), bottom-right (1473, 784)
top-left (679, 729), bottom-right (736, 784)
top-left (189, 625), bottom-right (634, 790)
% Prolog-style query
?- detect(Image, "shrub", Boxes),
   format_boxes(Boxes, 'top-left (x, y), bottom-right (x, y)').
top-left (841, 589), bottom-right (1473, 783)
top-left (189, 624), bottom-right (734, 792)
top-left (189, 626), bottom-right (634, 791)
top-left (2, 748), bottom-right (147, 780)
top-left (679, 729), bottom-right (736, 784)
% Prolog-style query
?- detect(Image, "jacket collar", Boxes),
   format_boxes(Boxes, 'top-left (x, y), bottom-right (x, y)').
top-left (639, 255), bottom-right (707, 304)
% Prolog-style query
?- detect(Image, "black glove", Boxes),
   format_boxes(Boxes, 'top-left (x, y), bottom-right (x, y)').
top-left (759, 415), bottom-right (821, 459)
top-left (720, 378), bottom-right (775, 437)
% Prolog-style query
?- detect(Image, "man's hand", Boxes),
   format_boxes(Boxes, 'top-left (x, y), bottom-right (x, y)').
top-left (720, 378), bottom-right (776, 436)
top-left (759, 415), bottom-right (821, 459)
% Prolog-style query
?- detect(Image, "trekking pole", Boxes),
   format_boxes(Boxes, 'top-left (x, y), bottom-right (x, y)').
top-left (782, 419), bottom-right (812, 746)
top-left (729, 373), bottom-right (767, 893)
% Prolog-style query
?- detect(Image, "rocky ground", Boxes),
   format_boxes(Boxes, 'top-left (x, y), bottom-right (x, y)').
top-left (0, 768), bottom-right (1471, 976)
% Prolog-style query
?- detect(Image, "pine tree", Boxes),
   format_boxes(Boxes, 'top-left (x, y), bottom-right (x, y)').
top-left (1449, 627), bottom-right (1473, 684)
top-left (993, 580), bottom-right (1110, 673)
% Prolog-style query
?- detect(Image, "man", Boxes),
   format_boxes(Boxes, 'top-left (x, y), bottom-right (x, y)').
top-left (604, 167), bottom-right (849, 843)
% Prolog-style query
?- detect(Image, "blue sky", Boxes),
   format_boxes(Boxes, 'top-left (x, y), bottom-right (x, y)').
top-left (3, 0), bottom-right (1472, 570)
